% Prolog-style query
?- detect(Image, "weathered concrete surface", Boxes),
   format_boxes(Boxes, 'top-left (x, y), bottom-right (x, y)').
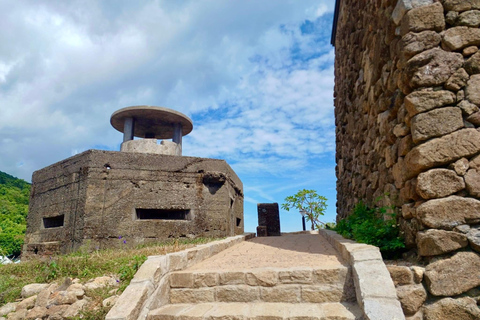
top-left (120, 139), bottom-right (181, 156)
top-left (23, 150), bottom-right (244, 258)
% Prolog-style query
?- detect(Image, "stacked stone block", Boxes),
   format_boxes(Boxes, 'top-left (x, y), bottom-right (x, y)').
top-left (334, 0), bottom-right (480, 318)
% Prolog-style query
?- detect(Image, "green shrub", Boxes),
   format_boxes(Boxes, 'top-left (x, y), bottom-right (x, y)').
top-left (334, 201), bottom-right (405, 258)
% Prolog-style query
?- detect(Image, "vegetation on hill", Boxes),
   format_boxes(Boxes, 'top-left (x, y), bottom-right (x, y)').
top-left (0, 171), bottom-right (30, 258)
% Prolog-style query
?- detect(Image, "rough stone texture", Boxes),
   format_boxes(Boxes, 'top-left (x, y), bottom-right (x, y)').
top-left (459, 100), bottom-right (479, 116)
top-left (411, 107), bottom-right (464, 143)
top-left (404, 48), bottom-right (464, 89)
top-left (466, 110), bottom-right (480, 125)
top-left (84, 276), bottom-right (117, 291)
top-left (23, 150), bottom-right (244, 257)
top-left (465, 169), bottom-right (480, 197)
top-left (400, 3), bottom-right (445, 36)
top-left (470, 154), bottom-right (480, 170)
top-left (21, 284), bottom-right (49, 299)
top-left (416, 229), bottom-right (468, 256)
top-left (396, 284), bottom-right (427, 316)
top-left (63, 299), bottom-right (89, 318)
top-left (411, 267), bottom-right (424, 284)
top-left (401, 31), bottom-right (442, 59)
top-left (459, 10), bottom-right (480, 27)
top-left (245, 270), bottom-right (277, 287)
top-left (424, 297), bottom-right (480, 320)
top-left (333, 0), bottom-right (480, 317)
top-left (466, 74), bottom-right (480, 105)
top-left (442, 26), bottom-right (480, 50)
top-left (403, 129), bottom-right (480, 180)
top-left (465, 51), bottom-right (480, 75)
top-left (466, 225), bottom-right (480, 253)
top-left (25, 306), bottom-right (47, 319)
top-left (445, 68), bottom-right (470, 91)
top-left (444, 0), bottom-right (480, 12)
top-left (404, 90), bottom-right (456, 117)
top-left (415, 168), bottom-right (465, 199)
top-left (464, 46), bottom-right (479, 56)
top-left (6, 309), bottom-right (27, 320)
top-left (0, 279), bottom-right (113, 320)
top-left (261, 286), bottom-right (301, 303)
top-left (0, 303), bottom-right (16, 317)
top-left (417, 195), bottom-right (480, 229)
top-left (424, 251), bottom-right (480, 296)
top-left (15, 295), bottom-right (36, 310)
top-left (387, 265), bottom-right (414, 286)
top-left (392, 0), bottom-right (436, 25)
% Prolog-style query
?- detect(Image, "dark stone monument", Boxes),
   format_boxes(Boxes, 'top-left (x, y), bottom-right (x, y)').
top-left (257, 203), bottom-right (281, 236)
top-left (256, 226), bottom-right (268, 237)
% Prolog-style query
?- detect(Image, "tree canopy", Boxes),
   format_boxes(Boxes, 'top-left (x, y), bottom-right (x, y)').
top-left (281, 189), bottom-right (327, 230)
top-left (0, 171), bottom-right (30, 258)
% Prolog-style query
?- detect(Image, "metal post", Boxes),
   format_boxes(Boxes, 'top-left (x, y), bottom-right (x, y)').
top-left (123, 117), bottom-right (134, 142)
top-left (302, 216), bottom-right (306, 231)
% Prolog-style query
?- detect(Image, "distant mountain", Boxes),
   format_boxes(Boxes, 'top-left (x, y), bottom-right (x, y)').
top-left (0, 171), bottom-right (30, 258)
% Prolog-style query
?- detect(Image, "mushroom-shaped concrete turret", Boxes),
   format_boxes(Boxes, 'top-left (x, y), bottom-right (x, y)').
top-left (110, 106), bottom-right (193, 156)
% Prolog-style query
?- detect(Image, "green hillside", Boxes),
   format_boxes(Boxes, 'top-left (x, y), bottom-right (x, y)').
top-left (0, 171), bottom-right (30, 258)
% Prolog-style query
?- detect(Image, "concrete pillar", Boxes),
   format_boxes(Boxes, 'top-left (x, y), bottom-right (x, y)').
top-left (123, 117), bottom-right (134, 142)
top-left (173, 123), bottom-right (182, 146)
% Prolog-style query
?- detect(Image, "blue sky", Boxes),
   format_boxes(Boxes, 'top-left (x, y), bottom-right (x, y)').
top-left (0, 0), bottom-right (337, 233)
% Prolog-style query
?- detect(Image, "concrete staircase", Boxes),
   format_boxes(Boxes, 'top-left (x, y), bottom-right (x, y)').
top-left (147, 265), bottom-right (362, 319)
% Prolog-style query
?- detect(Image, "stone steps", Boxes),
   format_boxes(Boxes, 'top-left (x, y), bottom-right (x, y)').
top-left (141, 235), bottom-right (367, 320)
top-left (169, 284), bottom-right (353, 304)
top-left (168, 267), bottom-right (355, 304)
top-left (147, 302), bottom-right (362, 320)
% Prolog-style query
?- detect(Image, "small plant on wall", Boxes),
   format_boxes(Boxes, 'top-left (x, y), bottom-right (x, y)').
top-left (334, 201), bottom-right (405, 258)
top-left (282, 189), bottom-right (327, 230)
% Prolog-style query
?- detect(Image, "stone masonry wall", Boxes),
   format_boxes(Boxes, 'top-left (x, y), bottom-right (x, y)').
top-left (334, 0), bottom-right (480, 318)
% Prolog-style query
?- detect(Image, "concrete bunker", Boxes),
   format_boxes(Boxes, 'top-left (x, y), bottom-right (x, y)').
top-left (23, 106), bottom-right (244, 258)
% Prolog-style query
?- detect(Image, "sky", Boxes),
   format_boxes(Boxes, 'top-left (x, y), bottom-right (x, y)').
top-left (0, 0), bottom-right (337, 233)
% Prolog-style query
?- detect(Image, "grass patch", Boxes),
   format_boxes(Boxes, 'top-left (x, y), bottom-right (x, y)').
top-left (0, 237), bottom-right (219, 306)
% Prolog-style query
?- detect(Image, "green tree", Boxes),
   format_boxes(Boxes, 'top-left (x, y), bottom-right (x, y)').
top-left (281, 189), bottom-right (327, 230)
top-left (0, 171), bottom-right (30, 258)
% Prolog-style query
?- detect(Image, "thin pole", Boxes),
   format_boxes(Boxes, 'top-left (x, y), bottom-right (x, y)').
top-left (302, 216), bottom-right (306, 231)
